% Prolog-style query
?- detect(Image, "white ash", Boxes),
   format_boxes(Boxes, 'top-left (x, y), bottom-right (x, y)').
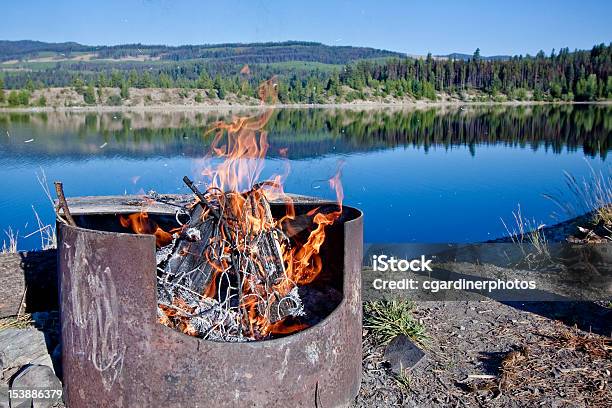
top-left (185, 228), bottom-right (201, 241)
top-left (156, 243), bottom-right (174, 265)
top-left (280, 286), bottom-right (305, 317)
top-left (153, 192), bottom-right (310, 342)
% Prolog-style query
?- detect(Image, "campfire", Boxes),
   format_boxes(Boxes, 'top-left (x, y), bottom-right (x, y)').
top-left (117, 79), bottom-right (344, 341)
top-left (53, 78), bottom-right (362, 406)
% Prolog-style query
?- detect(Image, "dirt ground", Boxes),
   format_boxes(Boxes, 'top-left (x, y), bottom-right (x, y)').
top-left (4, 87), bottom-right (608, 113)
top-left (355, 300), bottom-right (611, 407)
top-left (1, 299), bottom-right (610, 407)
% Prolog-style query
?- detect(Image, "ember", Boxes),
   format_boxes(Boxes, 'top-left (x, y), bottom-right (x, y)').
top-left (120, 79), bottom-right (344, 341)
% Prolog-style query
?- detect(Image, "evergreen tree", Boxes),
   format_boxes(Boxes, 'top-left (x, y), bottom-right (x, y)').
top-left (128, 69), bottom-right (138, 87)
top-left (240, 80), bottom-right (253, 97)
top-left (139, 71), bottom-right (154, 88)
top-left (71, 76), bottom-right (85, 93)
top-left (97, 73), bottom-right (108, 88)
top-left (110, 70), bottom-right (123, 88)
top-left (473, 48), bottom-right (481, 62)
top-left (25, 79), bottom-right (36, 92)
top-left (120, 80), bottom-right (130, 99)
top-left (83, 84), bottom-right (96, 104)
top-left (158, 73), bottom-right (172, 88)
top-left (213, 76), bottom-right (226, 99)
top-left (196, 71), bottom-right (213, 89)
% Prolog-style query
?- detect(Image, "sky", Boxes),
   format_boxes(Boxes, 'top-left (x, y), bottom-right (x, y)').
top-left (1, 0), bottom-right (610, 56)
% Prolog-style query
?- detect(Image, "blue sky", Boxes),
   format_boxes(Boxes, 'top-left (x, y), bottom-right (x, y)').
top-left (1, 0), bottom-right (610, 55)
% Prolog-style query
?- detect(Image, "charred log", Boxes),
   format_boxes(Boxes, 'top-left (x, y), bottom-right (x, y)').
top-left (153, 178), bottom-right (298, 341)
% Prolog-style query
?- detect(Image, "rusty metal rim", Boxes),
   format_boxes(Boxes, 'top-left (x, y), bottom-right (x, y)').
top-left (58, 222), bottom-right (157, 243)
top-left (59, 206), bottom-right (363, 346)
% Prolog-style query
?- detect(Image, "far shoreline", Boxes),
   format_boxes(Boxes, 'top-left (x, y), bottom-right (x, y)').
top-left (0, 100), bottom-right (610, 114)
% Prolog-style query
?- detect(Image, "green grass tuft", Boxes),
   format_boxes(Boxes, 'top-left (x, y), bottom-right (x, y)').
top-left (364, 300), bottom-right (426, 345)
top-left (394, 369), bottom-right (412, 390)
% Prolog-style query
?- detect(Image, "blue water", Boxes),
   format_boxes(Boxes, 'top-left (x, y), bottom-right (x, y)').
top-left (0, 106), bottom-right (609, 249)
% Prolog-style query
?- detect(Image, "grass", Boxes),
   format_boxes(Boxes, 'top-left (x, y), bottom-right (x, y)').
top-left (32, 169), bottom-right (57, 249)
top-left (543, 162), bottom-right (612, 227)
top-left (0, 170), bottom-right (57, 254)
top-left (393, 369), bottom-right (412, 390)
top-left (24, 206), bottom-right (56, 250)
top-left (0, 314), bottom-right (33, 331)
top-left (1, 227), bottom-right (18, 253)
top-left (364, 300), bottom-right (426, 345)
top-left (500, 204), bottom-right (550, 260)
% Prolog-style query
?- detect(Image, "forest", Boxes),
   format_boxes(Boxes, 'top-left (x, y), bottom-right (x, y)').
top-left (1, 105), bottom-right (609, 158)
top-left (0, 42), bottom-right (610, 105)
top-left (0, 40), bottom-right (402, 63)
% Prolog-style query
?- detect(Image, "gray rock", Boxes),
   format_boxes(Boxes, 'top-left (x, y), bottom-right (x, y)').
top-left (0, 329), bottom-right (53, 382)
top-left (383, 335), bottom-right (425, 374)
top-left (10, 365), bottom-right (62, 408)
top-left (0, 383), bottom-right (9, 408)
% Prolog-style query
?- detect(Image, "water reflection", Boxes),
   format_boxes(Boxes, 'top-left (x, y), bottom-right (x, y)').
top-left (1, 105), bottom-right (610, 160)
top-left (0, 105), bottom-right (609, 250)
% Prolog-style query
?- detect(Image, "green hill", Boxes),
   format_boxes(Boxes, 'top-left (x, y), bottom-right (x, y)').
top-left (0, 40), bottom-right (403, 64)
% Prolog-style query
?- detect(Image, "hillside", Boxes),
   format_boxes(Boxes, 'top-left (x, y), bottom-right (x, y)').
top-left (0, 41), bottom-right (610, 106)
top-left (437, 53), bottom-right (511, 61)
top-left (0, 40), bottom-right (403, 64)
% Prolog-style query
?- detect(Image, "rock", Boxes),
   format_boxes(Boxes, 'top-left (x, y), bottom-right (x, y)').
top-left (383, 335), bottom-right (425, 375)
top-left (0, 383), bottom-right (8, 408)
top-left (0, 329), bottom-right (54, 382)
top-left (10, 364), bottom-right (62, 408)
top-left (0, 251), bottom-right (58, 318)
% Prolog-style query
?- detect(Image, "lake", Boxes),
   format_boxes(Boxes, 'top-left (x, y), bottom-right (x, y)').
top-left (0, 104), bottom-right (610, 250)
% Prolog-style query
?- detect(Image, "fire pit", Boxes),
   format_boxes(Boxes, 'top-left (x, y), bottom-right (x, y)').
top-left (57, 194), bottom-right (363, 407)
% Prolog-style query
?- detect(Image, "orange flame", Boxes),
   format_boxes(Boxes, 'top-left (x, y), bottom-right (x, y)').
top-left (278, 164), bottom-right (344, 291)
top-left (119, 212), bottom-right (174, 248)
top-left (123, 77), bottom-right (343, 340)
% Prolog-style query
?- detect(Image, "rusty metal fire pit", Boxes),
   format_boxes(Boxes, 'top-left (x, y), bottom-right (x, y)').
top-left (57, 195), bottom-right (363, 407)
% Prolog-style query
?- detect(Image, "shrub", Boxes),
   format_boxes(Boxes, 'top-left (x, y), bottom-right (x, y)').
top-left (106, 94), bottom-right (122, 106)
top-left (513, 88), bottom-right (528, 101)
top-left (120, 81), bottom-right (130, 99)
top-left (7, 90), bottom-right (30, 106)
top-left (83, 85), bottom-right (96, 104)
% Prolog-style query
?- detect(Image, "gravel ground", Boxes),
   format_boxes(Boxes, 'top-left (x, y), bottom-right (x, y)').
top-left (354, 300), bottom-right (611, 408)
top-left (1, 301), bottom-right (609, 407)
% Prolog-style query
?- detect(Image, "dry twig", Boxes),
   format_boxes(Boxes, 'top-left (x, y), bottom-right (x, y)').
top-left (53, 182), bottom-right (76, 226)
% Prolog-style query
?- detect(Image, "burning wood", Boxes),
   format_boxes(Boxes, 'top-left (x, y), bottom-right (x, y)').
top-left (153, 177), bottom-right (305, 341)
top-left (116, 81), bottom-right (344, 341)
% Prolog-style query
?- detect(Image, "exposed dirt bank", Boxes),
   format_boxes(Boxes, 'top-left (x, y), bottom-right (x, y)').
top-left (0, 87), bottom-right (609, 113)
